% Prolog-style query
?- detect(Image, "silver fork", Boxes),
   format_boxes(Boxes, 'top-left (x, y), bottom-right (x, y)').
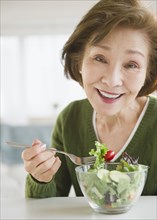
top-left (5, 141), bottom-right (96, 165)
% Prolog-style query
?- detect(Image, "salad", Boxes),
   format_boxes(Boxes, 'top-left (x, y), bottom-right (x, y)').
top-left (77, 141), bottom-right (148, 210)
top-left (89, 141), bottom-right (139, 171)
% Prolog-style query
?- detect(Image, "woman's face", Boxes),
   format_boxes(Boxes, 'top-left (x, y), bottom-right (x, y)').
top-left (80, 27), bottom-right (150, 116)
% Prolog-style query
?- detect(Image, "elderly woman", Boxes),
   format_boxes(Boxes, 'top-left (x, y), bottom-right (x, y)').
top-left (22, 0), bottom-right (157, 197)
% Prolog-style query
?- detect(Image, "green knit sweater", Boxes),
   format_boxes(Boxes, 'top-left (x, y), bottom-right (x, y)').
top-left (25, 95), bottom-right (157, 197)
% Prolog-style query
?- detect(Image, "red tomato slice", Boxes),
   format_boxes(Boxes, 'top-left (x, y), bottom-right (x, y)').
top-left (104, 150), bottom-right (115, 161)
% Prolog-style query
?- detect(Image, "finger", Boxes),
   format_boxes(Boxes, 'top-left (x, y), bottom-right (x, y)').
top-left (33, 157), bottom-right (61, 182)
top-left (49, 156), bottom-right (62, 175)
top-left (21, 143), bottom-right (46, 161)
top-left (32, 139), bottom-right (42, 146)
top-left (33, 155), bottom-right (57, 176)
top-left (23, 150), bottom-right (54, 173)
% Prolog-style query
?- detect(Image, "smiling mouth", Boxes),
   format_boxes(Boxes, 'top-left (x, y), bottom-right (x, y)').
top-left (97, 89), bottom-right (124, 100)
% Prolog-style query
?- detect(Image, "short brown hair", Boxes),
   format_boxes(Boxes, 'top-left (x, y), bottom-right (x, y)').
top-left (62, 0), bottom-right (157, 96)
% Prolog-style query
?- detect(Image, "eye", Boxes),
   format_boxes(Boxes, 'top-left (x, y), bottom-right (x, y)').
top-left (94, 55), bottom-right (108, 63)
top-left (125, 62), bottom-right (138, 69)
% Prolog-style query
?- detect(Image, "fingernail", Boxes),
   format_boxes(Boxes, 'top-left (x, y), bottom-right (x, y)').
top-left (40, 144), bottom-right (46, 150)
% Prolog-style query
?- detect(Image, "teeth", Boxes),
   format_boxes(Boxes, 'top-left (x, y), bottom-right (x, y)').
top-left (99, 90), bottom-right (120, 99)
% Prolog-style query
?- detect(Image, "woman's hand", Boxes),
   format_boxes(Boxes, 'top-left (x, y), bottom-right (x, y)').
top-left (21, 139), bottom-right (61, 183)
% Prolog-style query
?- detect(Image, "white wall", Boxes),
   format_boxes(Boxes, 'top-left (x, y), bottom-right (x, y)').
top-left (1, 0), bottom-right (98, 35)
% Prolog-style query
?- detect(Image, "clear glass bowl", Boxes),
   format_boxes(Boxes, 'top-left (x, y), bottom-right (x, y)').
top-left (75, 163), bottom-right (148, 214)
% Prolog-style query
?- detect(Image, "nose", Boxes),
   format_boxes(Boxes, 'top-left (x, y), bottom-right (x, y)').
top-left (101, 65), bottom-right (123, 88)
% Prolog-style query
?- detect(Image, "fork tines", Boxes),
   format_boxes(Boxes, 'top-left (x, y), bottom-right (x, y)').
top-left (82, 156), bottom-right (96, 165)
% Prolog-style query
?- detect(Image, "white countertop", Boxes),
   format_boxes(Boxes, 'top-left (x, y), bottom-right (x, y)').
top-left (1, 196), bottom-right (157, 219)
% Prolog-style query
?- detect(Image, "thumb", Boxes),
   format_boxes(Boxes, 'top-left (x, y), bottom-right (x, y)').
top-left (32, 139), bottom-right (43, 147)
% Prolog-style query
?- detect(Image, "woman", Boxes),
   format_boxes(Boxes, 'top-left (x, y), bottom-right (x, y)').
top-left (22, 0), bottom-right (157, 197)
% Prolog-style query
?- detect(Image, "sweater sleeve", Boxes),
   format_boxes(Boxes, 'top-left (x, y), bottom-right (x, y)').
top-left (25, 174), bottom-right (56, 198)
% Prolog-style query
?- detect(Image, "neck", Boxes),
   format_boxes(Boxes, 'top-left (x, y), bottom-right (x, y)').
top-left (96, 97), bottom-right (147, 133)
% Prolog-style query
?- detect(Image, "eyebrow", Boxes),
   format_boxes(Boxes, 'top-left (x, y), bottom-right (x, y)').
top-left (93, 45), bottom-right (145, 58)
top-left (126, 49), bottom-right (145, 58)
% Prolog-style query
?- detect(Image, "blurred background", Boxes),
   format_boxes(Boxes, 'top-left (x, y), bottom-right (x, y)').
top-left (1, 0), bottom-right (156, 198)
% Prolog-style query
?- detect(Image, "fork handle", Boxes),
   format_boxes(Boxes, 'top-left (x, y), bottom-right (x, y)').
top-left (6, 141), bottom-right (61, 153)
top-left (5, 141), bottom-right (68, 157)
top-left (49, 148), bottom-right (70, 157)
top-left (5, 141), bottom-right (31, 148)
